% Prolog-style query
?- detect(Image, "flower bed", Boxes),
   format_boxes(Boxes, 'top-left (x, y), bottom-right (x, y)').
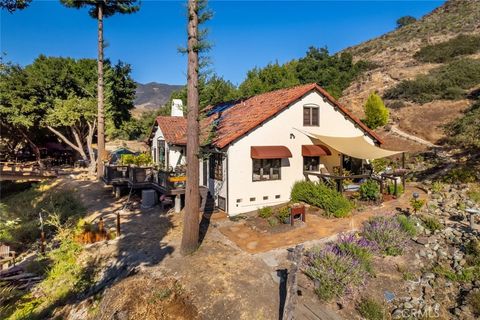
top-left (303, 214), bottom-right (418, 301)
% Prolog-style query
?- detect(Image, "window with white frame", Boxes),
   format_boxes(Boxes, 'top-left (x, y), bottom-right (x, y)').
top-left (252, 159), bottom-right (281, 181)
top-left (303, 105), bottom-right (319, 126)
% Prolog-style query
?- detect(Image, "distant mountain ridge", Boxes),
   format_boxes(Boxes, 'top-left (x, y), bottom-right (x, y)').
top-left (135, 82), bottom-right (183, 110)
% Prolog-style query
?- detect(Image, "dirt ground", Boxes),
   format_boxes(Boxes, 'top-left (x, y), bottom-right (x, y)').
top-left (56, 174), bottom-right (280, 320)
top-left (46, 175), bottom-right (430, 320)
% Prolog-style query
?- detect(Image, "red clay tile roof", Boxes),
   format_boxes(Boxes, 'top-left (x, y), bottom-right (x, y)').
top-left (154, 83), bottom-right (383, 149)
top-left (155, 116), bottom-right (187, 145)
top-left (205, 83), bottom-right (383, 149)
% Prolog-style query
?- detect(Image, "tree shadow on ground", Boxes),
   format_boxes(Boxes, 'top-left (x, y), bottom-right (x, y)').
top-left (9, 184), bottom-right (175, 320)
top-left (198, 191), bottom-right (215, 246)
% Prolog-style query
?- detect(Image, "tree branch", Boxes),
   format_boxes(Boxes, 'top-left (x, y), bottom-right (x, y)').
top-left (46, 125), bottom-right (87, 160)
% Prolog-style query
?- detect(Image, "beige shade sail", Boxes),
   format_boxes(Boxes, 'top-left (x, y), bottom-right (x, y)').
top-left (295, 129), bottom-right (402, 160)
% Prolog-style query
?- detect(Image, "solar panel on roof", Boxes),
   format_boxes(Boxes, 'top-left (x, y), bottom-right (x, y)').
top-left (206, 100), bottom-right (238, 116)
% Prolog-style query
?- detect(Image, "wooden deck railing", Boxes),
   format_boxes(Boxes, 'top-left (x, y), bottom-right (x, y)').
top-left (103, 164), bottom-right (186, 194)
top-left (103, 165), bottom-right (129, 183)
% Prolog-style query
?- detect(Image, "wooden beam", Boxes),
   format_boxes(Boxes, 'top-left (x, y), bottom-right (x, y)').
top-left (283, 244), bottom-right (304, 320)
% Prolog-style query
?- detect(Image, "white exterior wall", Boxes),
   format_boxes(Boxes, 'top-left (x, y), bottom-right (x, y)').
top-left (168, 145), bottom-right (186, 169)
top-left (226, 91), bottom-right (375, 216)
top-left (151, 126), bottom-right (185, 169)
top-left (151, 126), bottom-right (164, 164)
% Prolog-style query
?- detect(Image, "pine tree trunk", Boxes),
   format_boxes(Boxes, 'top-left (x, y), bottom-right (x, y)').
top-left (96, 3), bottom-right (105, 179)
top-left (87, 121), bottom-right (97, 175)
top-left (181, 0), bottom-right (200, 255)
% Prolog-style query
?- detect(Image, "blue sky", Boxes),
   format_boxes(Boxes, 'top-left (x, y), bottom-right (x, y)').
top-left (1, 0), bottom-right (444, 85)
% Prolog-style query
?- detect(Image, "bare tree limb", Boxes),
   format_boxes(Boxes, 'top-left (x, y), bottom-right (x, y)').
top-left (46, 125), bottom-right (87, 160)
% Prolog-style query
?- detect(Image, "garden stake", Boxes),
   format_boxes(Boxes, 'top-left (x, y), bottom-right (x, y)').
top-left (116, 212), bottom-right (121, 237)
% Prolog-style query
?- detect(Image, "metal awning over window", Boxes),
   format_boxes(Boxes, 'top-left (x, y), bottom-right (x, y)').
top-left (251, 146), bottom-right (292, 159)
top-left (302, 145), bottom-right (331, 156)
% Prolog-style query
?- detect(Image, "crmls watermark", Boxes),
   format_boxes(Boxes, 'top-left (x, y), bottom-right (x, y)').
top-left (393, 306), bottom-right (440, 319)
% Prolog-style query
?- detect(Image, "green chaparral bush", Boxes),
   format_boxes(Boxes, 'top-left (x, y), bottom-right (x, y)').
top-left (7, 216), bottom-right (94, 320)
top-left (290, 181), bottom-right (352, 218)
top-left (467, 184), bottom-right (480, 204)
top-left (420, 215), bottom-right (443, 232)
top-left (468, 291), bottom-right (480, 317)
top-left (397, 214), bottom-right (418, 237)
top-left (443, 166), bottom-right (479, 183)
top-left (432, 264), bottom-right (480, 283)
top-left (410, 198), bottom-right (426, 213)
top-left (371, 158), bottom-right (389, 173)
top-left (258, 206), bottom-right (273, 219)
top-left (414, 34), bottom-right (480, 63)
top-left (0, 182), bottom-right (85, 251)
top-left (396, 16), bottom-right (416, 29)
top-left (277, 206), bottom-right (291, 223)
top-left (431, 181), bottom-right (444, 193)
top-left (445, 100), bottom-right (480, 151)
top-left (363, 93), bottom-right (389, 129)
top-left (359, 180), bottom-right (380, 201)
top-left (267, 216), bottom-right (278, 227)
top-left (387, 182), bottom-right (404, 197)
top-left (466, 240), bottom-right (480, 266)
top-left (384, 58), bottom-right (480, 104)
top-left (356, 297), bottom-right (385, 320)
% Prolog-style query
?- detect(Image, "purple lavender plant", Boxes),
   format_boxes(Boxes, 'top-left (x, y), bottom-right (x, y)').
top-left (336, 232), bottom-right (378, 252)
top-left (362, 216), bottom-right (408, 256)
top-left (304, 245), bottom-right (369, 301)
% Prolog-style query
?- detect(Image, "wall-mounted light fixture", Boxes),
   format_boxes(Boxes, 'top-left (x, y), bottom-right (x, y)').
top-left (290, 133), bottom-right (295, 139)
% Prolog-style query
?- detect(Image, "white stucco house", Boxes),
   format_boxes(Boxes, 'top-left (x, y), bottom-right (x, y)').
top-left (149, 83), bottom-right (400, 216)
top-left (150, 100), bottom-right (187, 171)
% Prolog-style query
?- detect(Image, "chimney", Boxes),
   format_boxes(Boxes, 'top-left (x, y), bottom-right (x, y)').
top-left (171, 99), bottom-right (184, 117)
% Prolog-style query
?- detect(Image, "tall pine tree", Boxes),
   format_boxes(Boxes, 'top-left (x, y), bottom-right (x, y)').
top-left (60, 0), bottom-right (140, 178)
top-left (181, 0), bottom-right (212, 255)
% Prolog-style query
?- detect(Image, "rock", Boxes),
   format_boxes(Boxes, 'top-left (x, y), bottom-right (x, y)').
top-left (404, 302), bottom-right (413, 309)
top-left (392, 308), bottom-right (403, 318)
top-left (422, 272), bottom-right (435, 280)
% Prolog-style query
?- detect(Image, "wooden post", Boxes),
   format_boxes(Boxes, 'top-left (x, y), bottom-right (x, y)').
top-left (40, 231), bottom-right (45, 254)
top-left (116, 212), bottom-right (121, 237)
top-left (283, 244), bottom-right (304, 320)
top-left (98, 217), bottom-right (104, 232)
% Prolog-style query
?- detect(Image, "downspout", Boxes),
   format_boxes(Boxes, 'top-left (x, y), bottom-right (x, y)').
top-left (226, 148), bottom-right (229, 214)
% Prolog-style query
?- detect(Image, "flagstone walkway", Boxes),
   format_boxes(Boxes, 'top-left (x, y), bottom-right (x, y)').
top-left (219, 185), bottom-right (428, 254)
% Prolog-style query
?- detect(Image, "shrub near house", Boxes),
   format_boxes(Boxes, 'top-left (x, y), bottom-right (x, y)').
top-left (290, 181), bottom-right (352, 218)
